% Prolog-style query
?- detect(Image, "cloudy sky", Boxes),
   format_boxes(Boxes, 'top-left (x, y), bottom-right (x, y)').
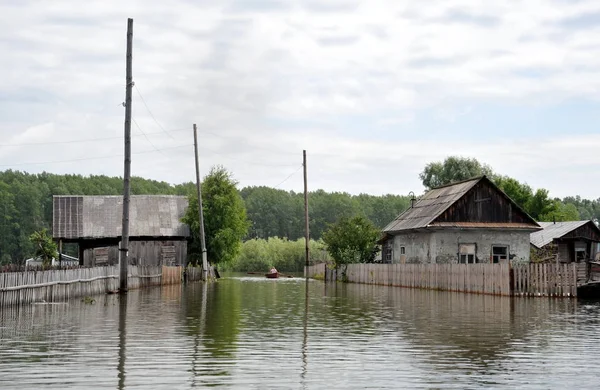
top-left (2, 0), bottom-right (600, 199)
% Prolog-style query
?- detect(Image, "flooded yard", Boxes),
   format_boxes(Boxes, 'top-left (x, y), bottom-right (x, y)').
top-left (1, 276), bottom-right (599, 389)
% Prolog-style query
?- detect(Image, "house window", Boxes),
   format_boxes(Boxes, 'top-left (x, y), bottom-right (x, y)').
top-left (492, 245), bottom-right (508, 263)
top-left (384, 243), bottom-right (393, 262)
top-left (400, 246), bottom-right (406, 255)
top-left (459, 244), bottom-right (476, 264)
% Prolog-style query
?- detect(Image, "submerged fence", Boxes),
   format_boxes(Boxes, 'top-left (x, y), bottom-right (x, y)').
top-left (306, 262), bottom-right (580, 297)
top-left (0, 265), bottom-right (184, 307)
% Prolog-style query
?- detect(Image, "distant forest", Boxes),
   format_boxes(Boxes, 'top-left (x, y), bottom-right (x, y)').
top-left (0, 169), bottom-right (598, 265)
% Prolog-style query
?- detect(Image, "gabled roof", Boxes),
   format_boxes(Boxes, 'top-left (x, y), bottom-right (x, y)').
top-left (383, 177), bottom-right (481, 232)
top-left (383, 176), bottom-right (539, 233)
top-left (530, 221), bottom-right (600, 248)
top-left (53, 195), bottom-right (190, 239)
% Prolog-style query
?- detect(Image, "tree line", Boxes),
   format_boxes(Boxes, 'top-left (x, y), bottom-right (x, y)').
top-left (0, 157), bottom-right (597, 265)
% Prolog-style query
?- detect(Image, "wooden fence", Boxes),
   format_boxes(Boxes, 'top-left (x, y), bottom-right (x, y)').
top-left (305, 263), bottom-right (326, 279)
top-left (307, 262), bottom-right (580, 297)
top-left (512, 263), bottom-right (577, 297)
top-left (0, 265), bottom-right (184, 307)
top-left (186, 267), bottom-right (204, 282)
top-left (345, 263), bottom-right (511, 295)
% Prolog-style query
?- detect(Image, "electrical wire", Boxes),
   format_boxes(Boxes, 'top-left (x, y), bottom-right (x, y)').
top-left (0, 144), bottom-right (191, 167)
top-left (194, 128), bottom-right (298, 156)
top-left (132, 118), bottom-right (167, 156)
top-left (0, 128), bottom-right (188, 147)
top-left (198, 146), bottom-right (300, 167)
top-left (134, 85), bottom-right (176, 140)
top-left (273, 165), bottom-right (303, 188)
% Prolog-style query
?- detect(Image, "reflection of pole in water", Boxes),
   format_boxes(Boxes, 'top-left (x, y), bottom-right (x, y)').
top-left (191, 282), bottom-right (209, 387)
top-left (117, 296), bottom-right (127, 390)
top-left (301, 277), bottom-right (309, 382)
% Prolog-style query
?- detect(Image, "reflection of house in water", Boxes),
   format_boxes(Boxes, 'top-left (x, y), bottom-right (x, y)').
top-left (380, 176), bottom-right (541, 264)
top-left (530, 221), bottom-right (600, 263)
top-left (52, 195), bottom-right (190, 267)
top-left (334, 282), bottom-right (578, 367)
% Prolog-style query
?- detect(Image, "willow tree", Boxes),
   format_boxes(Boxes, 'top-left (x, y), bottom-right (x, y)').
top-left (322, 216), bottom-right (381, 280)
top-left (183, 166), bottom-right (249, 266)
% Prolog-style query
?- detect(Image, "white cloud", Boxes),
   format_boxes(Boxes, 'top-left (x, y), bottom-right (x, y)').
top-left (1, 0), bottom-right (600, 200)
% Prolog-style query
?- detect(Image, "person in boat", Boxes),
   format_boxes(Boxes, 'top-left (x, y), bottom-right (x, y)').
top-left (269, 266), bottom-right (278, 274)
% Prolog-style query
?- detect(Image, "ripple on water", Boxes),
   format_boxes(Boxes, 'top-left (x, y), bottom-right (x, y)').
top-left (1, 282), bottom-right (600, 389)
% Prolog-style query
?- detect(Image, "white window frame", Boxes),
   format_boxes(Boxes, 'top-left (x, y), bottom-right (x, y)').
top-left (458, 243), bottom-right (476, 264)
top-left (491, 245), bottom-right (509, 264)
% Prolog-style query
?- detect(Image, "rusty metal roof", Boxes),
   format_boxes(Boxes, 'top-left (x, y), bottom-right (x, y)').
top-left (530, 221), bottom-right (591, 248)
top-left (382, 177), bottom-right (481, 233)
top-left (430, 222), bottom-right (541, 229)
top-left (53, 195), bottom-right (190, 239)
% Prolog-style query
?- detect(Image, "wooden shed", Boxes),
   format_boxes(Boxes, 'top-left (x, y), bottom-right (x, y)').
top-left (380, 176), bottom-right (541, 264)
top-left (530, 221), bottom-right (600, 263)
top-left (52, 195), bottom-right (190, 267)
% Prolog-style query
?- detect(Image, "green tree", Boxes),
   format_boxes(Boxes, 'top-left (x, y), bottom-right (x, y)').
top-left (527, 188), bottom-right (554, 221)
top-left (322, 216), bottom-right (381, 269)
top-left (539, 201), bottom-right (580, 222)
top-left (29, 228), bottom-right (58, 267)
top-left (494, 175), bottom-right (533, 210)
top-left (182, 166), bottom-right (250, 266)
top-left (419, 156), bottom-right (494, 189)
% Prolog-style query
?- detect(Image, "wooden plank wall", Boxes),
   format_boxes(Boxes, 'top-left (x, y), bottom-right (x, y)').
top-left (309, 263), bottom-right (579, 297)
top-left (186, 267), bottom-right (204, 282)
top-left (161, 266), bottom-right (182, 285)
top-left (0, 265), bottom-right (186, 307)
top-left (304, 263), bottom-right (326, 279)
top-left (512, 263), bottom-right (577, 297)
top-left (342, 263), bottom-right (511, 296)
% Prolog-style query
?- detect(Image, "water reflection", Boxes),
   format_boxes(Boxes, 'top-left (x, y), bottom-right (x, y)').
top-left (117, 296), bottom-right (127, 390)
top-left (301, 277), bottom-right (309, 383)
top-left (0, 278), bottom-right (599, 389)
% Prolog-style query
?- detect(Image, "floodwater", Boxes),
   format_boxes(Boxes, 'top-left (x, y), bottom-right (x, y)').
top-left (1, 277), bottom-right (600, 389)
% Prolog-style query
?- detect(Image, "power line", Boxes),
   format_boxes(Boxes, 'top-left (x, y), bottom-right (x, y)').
top-left (134, 85), bottom-right (176, 140)
top-left (0, 144), bottom-right (191, 167)
top-left (0, 128), bottom-right (188, 147)
top-left (132, 118), bottom-right (167, 156)
top-left (274, 165), bottom-right (303, 188)
top-left (198, 146), bottom-right (299, 167)
top-left (194, 128), bottom-right (298, 156)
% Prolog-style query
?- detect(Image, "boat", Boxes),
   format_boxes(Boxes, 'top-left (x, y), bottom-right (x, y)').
top-left (265, 272), bottom-right (279, 279)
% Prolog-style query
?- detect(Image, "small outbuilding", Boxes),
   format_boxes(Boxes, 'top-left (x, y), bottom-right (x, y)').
top-left (52, 195), bottom-right (190, 267)
top-left (380, 176), bottom-right (541, 264)
top-left (530, 221), bottom-right (600, 263)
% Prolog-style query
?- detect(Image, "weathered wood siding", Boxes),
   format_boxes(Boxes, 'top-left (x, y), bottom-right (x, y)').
top-left (83, 240), bottom-right (187, 267)
top-left (308, 263), bottom-right (579, 297)
top-left (512, 263), bottom-right (578, 297)
top-left (0, 266), bottom-right (184, 307)
top-left (435, 180), bottom-right (532, 224)
top-left (559, 222), bottom-right (600, 242)
top-left (305, 263), bottom-right (326, 279)
top-left (339, 263), bottom-right (511, 295)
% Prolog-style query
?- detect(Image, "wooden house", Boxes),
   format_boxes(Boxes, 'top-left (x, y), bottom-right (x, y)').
top-left (530, 221), bottom-right (600, 263)
top-left (380, 176), bottom-right (541, 264)
top-left (52, 195), bottom-right (190, 267)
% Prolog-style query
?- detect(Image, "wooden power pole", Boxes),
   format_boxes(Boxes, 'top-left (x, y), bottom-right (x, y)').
top-left (303, 150), bottom-right (310, 270)
top-left (193, 124), bottom-right (209, 280)
top-left (120, 18), bottom-right (133, 292)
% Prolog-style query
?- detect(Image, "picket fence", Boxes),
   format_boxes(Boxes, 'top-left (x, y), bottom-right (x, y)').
top-left (306, 262), bottom-right (580, 297)
top-left (0, 266), bottom-right (184, 307)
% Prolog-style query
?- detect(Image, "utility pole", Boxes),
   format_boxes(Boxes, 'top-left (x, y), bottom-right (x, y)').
top-left (193, 124), bottom-right (209, 281)
top-left (120, 18), bottom-right (133, 292)
top-left (303, 150), bottom-right (310, 271)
